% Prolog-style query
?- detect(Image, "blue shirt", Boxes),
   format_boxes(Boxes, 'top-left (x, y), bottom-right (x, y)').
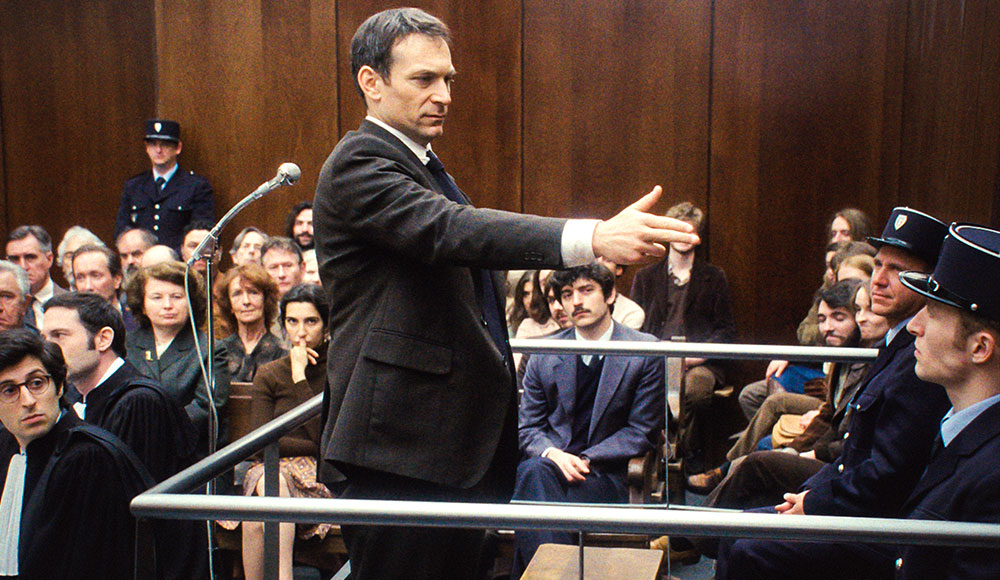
top-left (940, 393), bottom-right (1000, 447)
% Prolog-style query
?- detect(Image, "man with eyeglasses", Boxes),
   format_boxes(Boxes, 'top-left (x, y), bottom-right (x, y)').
top-left (0, 328), bottom-right (152, 580)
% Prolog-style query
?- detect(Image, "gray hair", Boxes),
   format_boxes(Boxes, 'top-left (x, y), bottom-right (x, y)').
top-left (115, 227), bottom-right (158, 249)
top-left (57, 226), bottom-right (105, 268)
top-left (0, 261), bottom-right (30, 297)
top-left (230, 227), bottom-right (269, 255)
top-left (350, 8), bottom-right (451, 99)
top-left (261, 236), bottom-right (303, 264)
top-left (7, 225), bottom-right (54, 253)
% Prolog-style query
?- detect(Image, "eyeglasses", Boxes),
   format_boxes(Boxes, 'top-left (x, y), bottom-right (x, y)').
top-left (0, 374), bottom-right (52, 404)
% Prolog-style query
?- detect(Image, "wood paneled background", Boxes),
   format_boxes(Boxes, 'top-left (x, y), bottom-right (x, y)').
top-left (2, 1), bottom-right (998, 359)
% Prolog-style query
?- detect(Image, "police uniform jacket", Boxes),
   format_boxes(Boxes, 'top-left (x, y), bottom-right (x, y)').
top-left (114, 166), bottom-right (215, 250)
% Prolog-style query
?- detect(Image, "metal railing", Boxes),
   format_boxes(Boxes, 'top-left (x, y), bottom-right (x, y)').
top-left (131, 340), bottom-right (999, 579)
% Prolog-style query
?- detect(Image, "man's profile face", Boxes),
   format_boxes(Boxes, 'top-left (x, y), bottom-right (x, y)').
top-left (364, 33), bottom-right (455, 146)
top-left (817, 300), bottom-right (858, 347)
top-left (546, 287), bottom-right (572, 329)
top-left (117, 230), bottom-right (152, 275)
top-left (72, 252), bottom-right (121, 303)
top-left (0, 355), bottom-right (62, 448)
top-left (560, 277), bottom-right (614, 332)
top-left (6, 235), bottom-right (53, 294)
top-left (43, 307), bottom-right (102, 384)
top-left (292, 209), bottom-right (314, 248)
top-left (145, 138), bottom-right (181, 169)
top-left (0, 272), bottom-right (26, 330)
top-left (869, 246), bottom-right (927, 322)
top-left (262, 249), bottom-right (304, 296)
top-left (907, 301), bottom-right (969, 388)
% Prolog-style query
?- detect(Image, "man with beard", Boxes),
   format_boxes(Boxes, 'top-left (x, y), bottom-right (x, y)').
top-left (285, 201), bottom-right (314, 251)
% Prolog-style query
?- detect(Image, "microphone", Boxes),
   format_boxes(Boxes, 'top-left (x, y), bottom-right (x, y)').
top-left (186, 163), bottom-right (301, 265)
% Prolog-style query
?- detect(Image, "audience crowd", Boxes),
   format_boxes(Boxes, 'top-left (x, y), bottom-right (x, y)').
top-left (1, 152), bottom-right (996, 580)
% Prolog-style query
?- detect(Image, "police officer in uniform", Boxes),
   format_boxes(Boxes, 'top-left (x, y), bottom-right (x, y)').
top-left (114, 119), bottom-right (215, 252)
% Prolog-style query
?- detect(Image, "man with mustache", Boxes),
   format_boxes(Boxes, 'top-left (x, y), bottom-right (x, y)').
top-left (511, 263), bottom-right (664, 578)
top-left (716, 208), bottom-right (952, 580)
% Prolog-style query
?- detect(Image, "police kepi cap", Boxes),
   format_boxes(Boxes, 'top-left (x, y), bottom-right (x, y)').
top-left (144, 119), bottom-right (181, 142)
top-left (867, 207), bottom-right (948, 267)
top-left (900, 223), bottom-right (1000, 323)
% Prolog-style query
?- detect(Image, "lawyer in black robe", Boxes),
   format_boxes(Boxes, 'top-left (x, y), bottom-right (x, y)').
top-left (0, 411), bottom-right (152, 580)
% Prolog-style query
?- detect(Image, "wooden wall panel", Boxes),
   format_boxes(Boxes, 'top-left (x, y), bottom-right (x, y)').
top-left (898, 0), bottom-right (1000, 226)
top-left (1, 0), bottom-right (998, 351)
top-left (154, 0), bottom-right (338, 256)
top-left (709, 0), bottom-right (907, 345)
top-left (336, 1), bottom-right (523, 213)
top-left (522, 1), bottom-right (712, 224)
top-left (0, 0), bottom-right (155, 252)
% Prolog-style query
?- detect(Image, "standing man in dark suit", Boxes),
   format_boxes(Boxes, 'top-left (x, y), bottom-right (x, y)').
top-left (114, 119), bottom-right (215, 252)
top-left (512, 264), bottom-right (664, 577)
top-left (894, 223), bottom-right (1000, 579)
top-left (313, 8), bottom-right (698, 580)
top-left (716, 208), bottom-right (953, 580)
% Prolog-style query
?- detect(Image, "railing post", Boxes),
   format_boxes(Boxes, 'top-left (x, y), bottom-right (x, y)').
top-left (263, 441), bottom-right (280, 580)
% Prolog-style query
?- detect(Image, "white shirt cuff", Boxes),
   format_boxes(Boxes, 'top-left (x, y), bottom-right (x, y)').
top-left (561, 219), bottom-right (600, 267)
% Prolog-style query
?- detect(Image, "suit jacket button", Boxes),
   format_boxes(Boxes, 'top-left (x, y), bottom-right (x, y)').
top-left (154, 204), bottom-right (160, 209)
top-left (843, 431), bottom-right (850, 440)
top-left (895, 558), bottom-right (902, 570)
top-left (837, 464), bottom-right (844, 473)
top-left (153, 225), bottom-right (159, 231)
top-left (481, 316), bottom-right (488, 327)
top-left (154, 215), bottom-right (160, 220)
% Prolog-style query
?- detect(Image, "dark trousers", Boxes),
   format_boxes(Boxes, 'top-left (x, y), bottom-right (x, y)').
top-left (509, 457), bottom-right (627, 579)
top-left (693, 451), bottom-right (825, 558)
top-left (337, 466), bottom-right (503, 580)
top-left (717, 531), bottom-right (894, 580)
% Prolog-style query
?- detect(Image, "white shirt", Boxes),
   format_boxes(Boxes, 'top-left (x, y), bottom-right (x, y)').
top-left (575, 321), bottom-right (615, 366)
top-left (152, 162), bottom-right (179, 185)
top-left (365, 116), bottom-right (598, 267)
top-left (73, 357), bottom-right (125, 420)
top-left (0, 452), bottom-right (26, 575)
top-left (30, 277), bottom-right (57, 331)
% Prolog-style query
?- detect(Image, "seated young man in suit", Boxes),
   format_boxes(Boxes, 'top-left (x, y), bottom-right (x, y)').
top-left (511, 263), bottom-right (665, 578)
top-left (894, 223), bottom-right (1000, 579)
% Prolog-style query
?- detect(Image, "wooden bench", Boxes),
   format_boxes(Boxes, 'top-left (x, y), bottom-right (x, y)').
top-left (520, 544), bottom-right (663, 580)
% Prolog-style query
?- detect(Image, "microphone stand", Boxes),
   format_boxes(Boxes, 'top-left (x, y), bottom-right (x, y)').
top-left (185, 164), bottom-right (300, 480)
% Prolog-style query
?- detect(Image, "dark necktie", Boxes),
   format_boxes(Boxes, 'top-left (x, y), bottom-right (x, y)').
top-left (155, 176), bottom-right (166, 191)
top-left (425, 152), bottom-right (509, 361)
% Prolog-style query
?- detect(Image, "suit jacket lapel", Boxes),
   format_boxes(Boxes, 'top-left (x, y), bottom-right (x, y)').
top-left (156, 326), bottom-right (194, 374)
top-left (589, 324), bottom-right (629, 440)
top-left (553, 352), bottom-right (577, 443)
top-left (905, 402), bottom-right (1000, 509)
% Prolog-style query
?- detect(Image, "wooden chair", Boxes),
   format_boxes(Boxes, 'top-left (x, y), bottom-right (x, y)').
top-left (214, 382), bottom-right (348, 578)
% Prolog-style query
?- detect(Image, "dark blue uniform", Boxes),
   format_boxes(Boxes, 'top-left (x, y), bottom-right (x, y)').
top-left (716, 328), bottom-right (952, 580)
top-left (114, 167), bottom-right (215, 251)
top-left (894, 399), bottom-right (1000, 580)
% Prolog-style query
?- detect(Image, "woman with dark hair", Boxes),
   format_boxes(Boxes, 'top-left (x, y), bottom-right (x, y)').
top-left (219, 283), bottom-right (332, 580)
top-left (213, 263), bottom-right (287, 382)
top-left (506, 270), bottom-right (536, 336)
top-left (124, 260), bottom-right (230, 449)
top-left (828, 207), bottom-right (874, 244)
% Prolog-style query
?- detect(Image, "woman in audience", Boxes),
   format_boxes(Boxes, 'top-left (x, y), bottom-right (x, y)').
top-left (213, 263), bottom-right (287, 382)
top-left (219, 283), bottom-right (333, 580)
top-left (506, 270), bottom-right (536, 336)
top-left (124, 260), bottom-right (230, 451)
